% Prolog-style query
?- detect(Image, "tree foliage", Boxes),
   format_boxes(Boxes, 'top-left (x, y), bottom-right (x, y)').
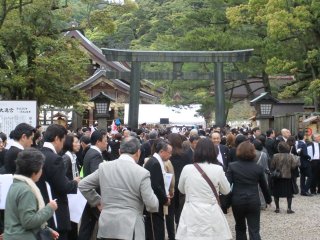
top-left (0, 0), bottom-right (89, 107)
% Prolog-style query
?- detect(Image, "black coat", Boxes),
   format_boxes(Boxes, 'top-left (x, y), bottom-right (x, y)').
top-left (265, 137), bottom-right (277, 159)
top-left (227, 160), bottom-right (272, 206)
top-left (138, 139), bottom-right (156, 166)
top-left (219, 144), bottom-right (229, 171)
top-left (297, 140), bottom-right (311, 168)
top-left (4, 146), bottom-right (22, 174)
top-left (144, 156), bottom-right (167, 213)
top-left (82, 147), bottom-right (103, 177)
top-left (36, 147), bottom-right (78, 231)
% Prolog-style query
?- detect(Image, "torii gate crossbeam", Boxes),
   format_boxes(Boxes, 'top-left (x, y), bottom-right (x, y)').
top-left (102, 49), bottom-right (253, 129)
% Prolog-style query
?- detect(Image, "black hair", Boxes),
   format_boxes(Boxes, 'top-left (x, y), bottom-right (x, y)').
top-left (297, 131), bottom-right (305, 140)
top-left (253, 139), bottom-right (263, 151)
top-left (16, 148), bottom-right (45, 177)
top-left (193, 138), bottom-right (218, 164)
top-left (9, 123), bottom-right (36, 141)
top-left (43, 124), bottom-right (67, 142)
top-left (90, 130), bottom-right (106, 145)
top-left (80, 135), bottom-right (91, 145)
top-left (63, 134), bottom-right (78, 152)
top-left (266, 129), bottom-right (274, 137)
top-left (0, 132), bottom-right (7, 142)
top-left (189, 134), bottom-right (200, 143)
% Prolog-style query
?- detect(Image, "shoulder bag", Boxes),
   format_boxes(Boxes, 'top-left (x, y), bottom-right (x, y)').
top-left (194, 163), bottom-right (221, 206)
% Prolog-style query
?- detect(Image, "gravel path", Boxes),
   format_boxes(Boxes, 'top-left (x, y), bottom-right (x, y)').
top-left (225, 193), bottom-right (320, 240)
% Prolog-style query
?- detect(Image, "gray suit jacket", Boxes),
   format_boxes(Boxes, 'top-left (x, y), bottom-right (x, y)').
top-left (79, 154), bottom-right (159, 240)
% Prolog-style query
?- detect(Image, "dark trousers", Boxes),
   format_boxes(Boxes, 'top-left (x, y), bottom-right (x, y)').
top-left (310, 160), bottom-right (320, 193)
top-left (300, 164), bottom-right (312, 194)
top-left (57, 231), bottom-right (69, 240)
top-left (174, 191), bottom-right (185, 228)
top-left (68, 222), bottom-right (78, 240)
top-left (165, 199), bottom-right (175, 240)
top-left (232, 204), bottom-right (261, 240)
top-left (78, 203), bottom-right (100, 240)
top-left (145, 212), bottom-right (165, 240)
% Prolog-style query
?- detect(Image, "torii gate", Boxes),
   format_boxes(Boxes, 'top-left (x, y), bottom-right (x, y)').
top-left (102, 49), bottom-right (253, 129)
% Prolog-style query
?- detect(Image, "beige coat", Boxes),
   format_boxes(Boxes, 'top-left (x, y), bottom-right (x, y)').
top-left (271, 153), bottom-right (299, 179)
top-left (79, 154), bottom-right (159, 240)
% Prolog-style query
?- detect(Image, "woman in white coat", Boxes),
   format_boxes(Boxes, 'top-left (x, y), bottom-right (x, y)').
top-left (176, 138), bottom-right (232, 240)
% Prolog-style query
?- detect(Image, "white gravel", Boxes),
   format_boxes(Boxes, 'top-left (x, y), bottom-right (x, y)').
top-left (225, 193), bottom-right (320, 240)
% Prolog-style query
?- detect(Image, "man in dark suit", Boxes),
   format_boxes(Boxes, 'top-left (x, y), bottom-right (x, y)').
top-left (36, 124), bottom-right (80, 240)
top-left (4, 123), bottom-right (35, 174)
top-left (138, 130), bottom-right (158, 166)
top-left (249, 127), bottom-right (261, 142)
top-left (78, 129), bottom-right (108, 240)
top-left (185, 134), bottom-right (200, 164)
top-left (297, 131), bottom-right (312, 196)
top-left (144, 140), bottom-right (172, 240)
top-left (265, 129), bottom-right (277, 160)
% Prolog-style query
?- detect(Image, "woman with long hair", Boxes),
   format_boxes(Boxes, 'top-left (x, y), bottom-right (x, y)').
top-left (176, 138), bottom-right (231, 239)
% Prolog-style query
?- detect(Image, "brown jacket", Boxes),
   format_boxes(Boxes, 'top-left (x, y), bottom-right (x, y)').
top-left (271, 153), bottom-right (299, 179)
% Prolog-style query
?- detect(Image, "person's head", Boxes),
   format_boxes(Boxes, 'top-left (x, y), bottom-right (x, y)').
top-left (226, 133), bottom-right (236, 148)
top-left (167, 133), bottom-right (183, 156)
top-left (297, 131), bottom-right (305, 141)
top-left (123, 129), bottom-right (131, 138)
top-left (154, 140), bottom-right (172, 162)
top-left (266, 129), bottom-right (275, 138)
top-left (80, 135), bottom-right (91, 149)
top-left (313, 133), bottom-right (320, 143)
top-left (257, 134), bottom-right (266, 147)
top-left (235, 134), bottom-right (248, 147)
top-left (149, 130), bottom-right (158, 140)
top-left (43, 124), bottom-right (68, 153)
top-left (63, 134), bottom-right (80, 153)
top-left (15, 148), bottom-right (45, 182)
top-left (189, 134), bottom-right (200, 150)
top-left (281, 128), bottom-right (291, 139)
top-left (252, 127), bottom-right (261, 137)
top-left (287, 136), bottom-right (296, 147)
top-left (211, 132), bottom-right (221, 145)
top-left (189, 129), bottom-right (198, 137)
top-left (252, 139), bottom-right (263, 151)
top-left (278, 142), bottom-right (290, 153)
top-left (119, 136), bottom-right (141, 162)
top-left (0, 132), bottom-right (7, 151)
top-left (193, 138), bottom-right (218, 164)
top-left (9, 123), bottom-right (36, 148)
top-left (90, 130), bottom-right (107, 151)
top-left (236, 141), bottom-right (256, 161)
top-left (82, 127), bottom-right (91, 137)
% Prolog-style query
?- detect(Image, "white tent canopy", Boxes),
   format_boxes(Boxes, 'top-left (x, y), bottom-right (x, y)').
top-left (124, 104), bottom-right (205, 126)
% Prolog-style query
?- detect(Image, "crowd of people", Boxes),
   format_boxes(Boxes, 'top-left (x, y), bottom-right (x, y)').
top-left (0, 122), bottom-right (318, 240)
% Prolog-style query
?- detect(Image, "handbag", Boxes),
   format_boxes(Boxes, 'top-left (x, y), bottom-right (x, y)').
top-left (36, 227), bottom-right (53, 240)
top-left (271, 169), bottom-right (281, 179)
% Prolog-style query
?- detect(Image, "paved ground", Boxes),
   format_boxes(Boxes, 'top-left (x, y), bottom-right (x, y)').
top-left (225, 193), bottom-right (320, 240)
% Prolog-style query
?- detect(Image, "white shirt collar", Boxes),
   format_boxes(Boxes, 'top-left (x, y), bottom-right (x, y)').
top-left (118, 154), bottom-right (136, 164)
top-left (153, 153), bottom-right (166, 174)
top-left (43, 142), bottom-right (57, 154)
top-left (91, 145), bottom-right (102, 155)
top-left (11, 141), bottom-right (24, 150)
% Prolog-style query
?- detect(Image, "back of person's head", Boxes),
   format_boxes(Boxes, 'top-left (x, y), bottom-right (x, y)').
top-left (189, 134), bottom-right (200, 143)
top-left (193, 138), bottom-right (218, 164)
top-left (159, 129), bottom-right (167, 138)
top-left (226, 133), bottom-right (236, 148)
top-left (236, 141), bottom-right (256, 161)
top-left (266, 129), bottom-right (274, 137)
top-left (287, 136), bottom-right (296, 147)
top-left (149, 130), bottom-right (158, 140)
top-left (9, 123), bottom-right (36, 141)
top-left (115, 133), bottom-right (122, 141)
top-left (43, 124), bottom-right (67, 142)
top-left (167, 133), bottom-right (183, 156)
top-left (297, 131), bottom-right (305, 140)
top-left (15, 148), bottom-right (45, 177)
top-left (278, 142), bottom-right (290, 153)
top-left (257, 134), bottom-right (266, 146)
top-left (235, 134), bottom-right (247, 147)
top-left (0, 132), bottom-right (7, 142)
top-left (120, 136), bottom-right (141, 154)
top-left (90, 130), bottom-right (106, 145)
top-left (252, 139), bottom-right (263, 151)
top-left (80, 135), bottom-right (91, 145)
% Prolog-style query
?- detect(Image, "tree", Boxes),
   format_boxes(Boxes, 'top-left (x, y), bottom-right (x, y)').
top-left (227, 0), bottom-right (320, 108)
top-left (0, 0), bottom-right (89, 108)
